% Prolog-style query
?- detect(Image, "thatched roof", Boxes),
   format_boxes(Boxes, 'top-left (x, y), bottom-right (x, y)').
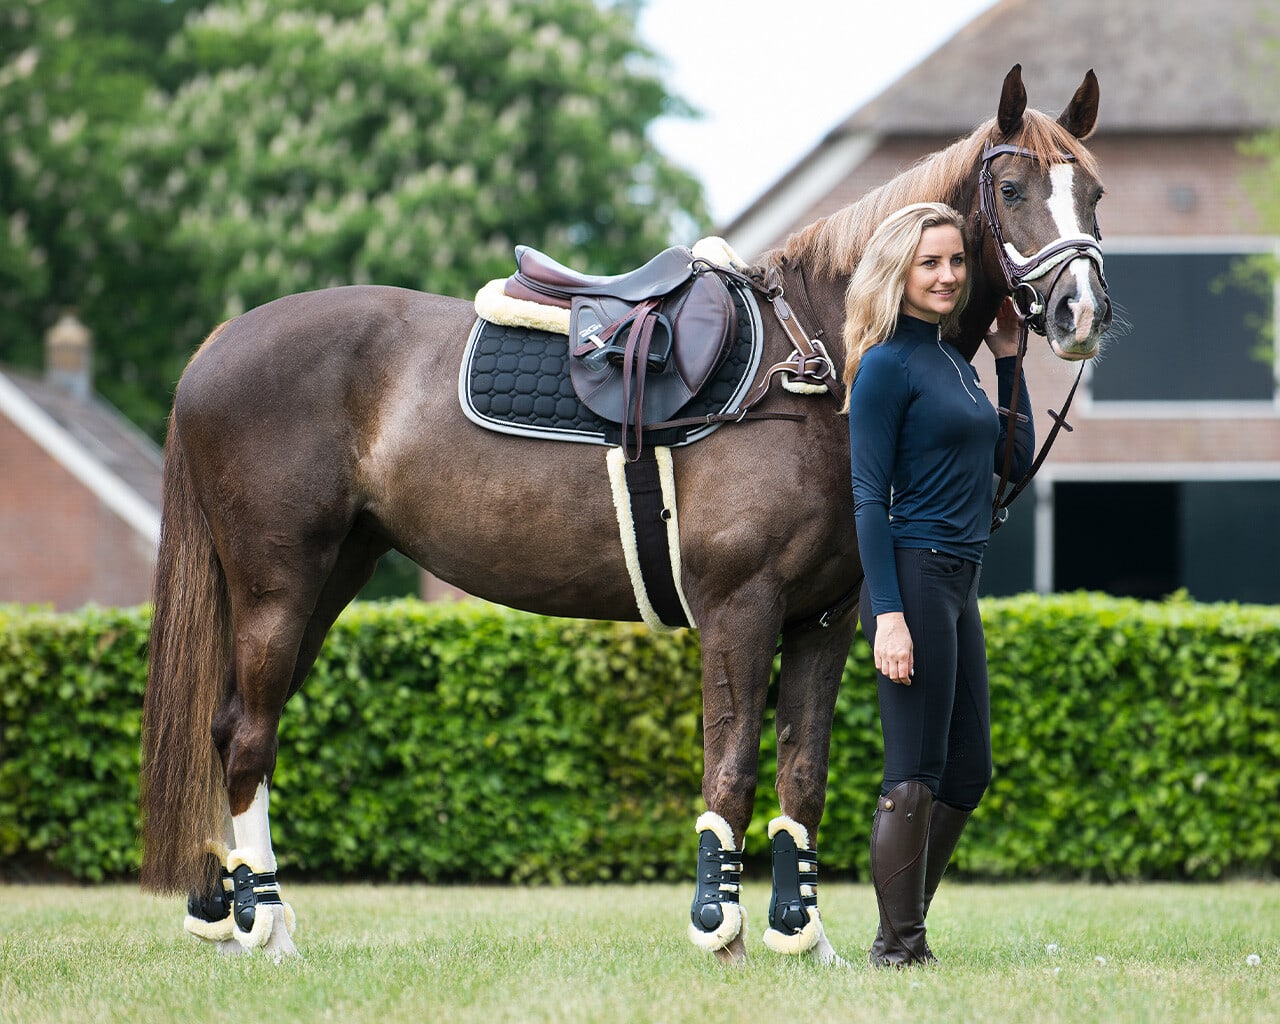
top-left (840, 0), bottom-right (1278, 136)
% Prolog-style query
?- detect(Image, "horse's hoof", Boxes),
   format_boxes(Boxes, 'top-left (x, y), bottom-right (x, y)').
top-left (714, 933), bottom-right (748, 964)
top-left (260, 904), bottom-right (301, 961)
top-left (804, 932), bottom-right (848, 966)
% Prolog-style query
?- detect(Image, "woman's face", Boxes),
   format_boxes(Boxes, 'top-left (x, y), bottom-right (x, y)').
top-left (901, 224), bottom-right (966, 324)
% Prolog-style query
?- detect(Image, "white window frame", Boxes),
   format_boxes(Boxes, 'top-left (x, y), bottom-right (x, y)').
top-left (1079, 235), bottom-right (1280, 418)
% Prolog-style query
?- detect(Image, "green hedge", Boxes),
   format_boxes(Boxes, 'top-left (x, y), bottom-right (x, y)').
top-left (2, 594), bottom-right (1278, 884)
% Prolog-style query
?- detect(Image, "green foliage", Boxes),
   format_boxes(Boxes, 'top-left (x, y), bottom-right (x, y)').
top-left (0, 603), bottom-right (150, 880)
top-left (0, 1), bottom-right (209, 430)
top-left (2, 594), bottom-right (1278, 884)
top-left (0, 0), bottom-right (709, 440)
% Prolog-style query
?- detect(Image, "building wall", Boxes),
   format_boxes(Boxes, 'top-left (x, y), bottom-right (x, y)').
top-left (0, 420), bottom-right (155, 610)
top-left (752, 127), bottom-right (1279, 601)
top-left (765, 131), bottom-right (1265, 247)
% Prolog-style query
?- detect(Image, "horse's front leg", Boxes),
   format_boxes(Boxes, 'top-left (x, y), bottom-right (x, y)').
top-left (764, 612), bottom-right (858, 965)
top-left (688, 608), bottom-right (778, 962)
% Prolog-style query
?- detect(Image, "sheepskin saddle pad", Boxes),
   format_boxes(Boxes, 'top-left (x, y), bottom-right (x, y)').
top-left (459, 274), bottom-right (763, 448)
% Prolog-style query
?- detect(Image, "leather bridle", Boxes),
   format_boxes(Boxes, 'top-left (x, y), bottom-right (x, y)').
top-left (977, 143), bottom-right (1108, 530)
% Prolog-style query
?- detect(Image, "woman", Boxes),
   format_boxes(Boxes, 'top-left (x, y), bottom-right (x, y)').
top-left (843, 203), bottom-right (1033, 967)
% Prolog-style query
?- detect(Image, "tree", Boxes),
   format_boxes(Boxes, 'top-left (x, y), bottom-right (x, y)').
top-left (102, 0), bottom-right (709, 437)
top-left (0, 0), bottom-right (207, 420)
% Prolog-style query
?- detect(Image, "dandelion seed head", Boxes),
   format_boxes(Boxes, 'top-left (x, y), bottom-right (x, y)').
top-left (1046, 943), bottom-right (1060, 954)
top-left (1246, 954), bottom-right (1261, 967)
top-left (1094, 955), bottom-right (1107, 966)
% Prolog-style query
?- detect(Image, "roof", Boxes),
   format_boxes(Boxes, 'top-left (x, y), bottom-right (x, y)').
top-left (723, 0), bottom-right (1278, 252)
top-left (840, 0), bottom-right (1278, 136)
top-left (0, 367), bottom-right (162, 543)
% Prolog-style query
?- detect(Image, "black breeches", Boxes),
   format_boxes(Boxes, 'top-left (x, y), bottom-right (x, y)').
top-left (859, 547), bottom-right (993, 811)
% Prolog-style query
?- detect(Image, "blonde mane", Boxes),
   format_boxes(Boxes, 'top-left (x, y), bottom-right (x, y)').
top-left (762, 110), bottom-right (1099, 281)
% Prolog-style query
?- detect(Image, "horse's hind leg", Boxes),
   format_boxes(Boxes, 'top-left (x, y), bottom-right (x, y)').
top-left (764, 614), bottom-right (857, 965)
top-left (209, 528), bottom-right (386, 958)
top-left (210, 590), bottom-right (310, 960)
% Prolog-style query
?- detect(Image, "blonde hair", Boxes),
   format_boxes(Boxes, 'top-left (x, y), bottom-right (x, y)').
top-left (838, 203), bottom-right (969, 410)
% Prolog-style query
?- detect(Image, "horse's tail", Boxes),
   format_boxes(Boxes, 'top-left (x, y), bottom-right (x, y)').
top-left (140, 406), bottom-right (230, 895)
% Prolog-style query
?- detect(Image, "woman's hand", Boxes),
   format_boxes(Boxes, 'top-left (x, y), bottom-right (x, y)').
top-left (983, 296), bottom-right (1021, 359)
top-left (874, 612), bottom-right (914, 685)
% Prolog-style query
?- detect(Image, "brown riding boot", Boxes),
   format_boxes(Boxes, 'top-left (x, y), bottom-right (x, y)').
top-left (922, 800), bottom-right (972, 918)
top-left (868, 780), bottom-right (936, 968)
top-left (869, 797), bottom-right (974, 957)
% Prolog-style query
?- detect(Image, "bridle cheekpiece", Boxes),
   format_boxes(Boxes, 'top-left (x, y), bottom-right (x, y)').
top-left (976, 143), bottom-right (1108, 530)
top-left (977, 144), bottom-right (1106, 334)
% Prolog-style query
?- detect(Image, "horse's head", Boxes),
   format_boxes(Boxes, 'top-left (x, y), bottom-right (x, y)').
top-left (972, 65), bottom-right (1112, 361)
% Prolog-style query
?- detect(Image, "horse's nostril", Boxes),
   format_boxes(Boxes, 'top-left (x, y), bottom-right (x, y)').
top-left (1053, 295), bottom-right (1076, 334)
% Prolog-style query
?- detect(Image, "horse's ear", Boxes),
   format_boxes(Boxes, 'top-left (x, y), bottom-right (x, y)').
top-left (1058, 69), bottom-right (1100, 139)
top-left (997, 64), bottom-right (1027, 137)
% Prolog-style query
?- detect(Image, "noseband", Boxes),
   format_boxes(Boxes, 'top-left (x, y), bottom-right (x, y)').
top-left (976, 144), bottom-right (1108, 530)
top-left (977, 144), bottom-right (1106, 333)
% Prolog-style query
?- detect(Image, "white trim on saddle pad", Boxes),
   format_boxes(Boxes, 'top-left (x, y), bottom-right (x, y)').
top-left (606, 446), bottom-right (697, 633)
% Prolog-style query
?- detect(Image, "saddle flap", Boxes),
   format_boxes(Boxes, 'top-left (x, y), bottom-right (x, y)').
top-left (568, 273), bottom-right (737, 428)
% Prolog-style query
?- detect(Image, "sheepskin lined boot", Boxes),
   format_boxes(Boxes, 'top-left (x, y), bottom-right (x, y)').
top-left (868, 780), bottom-right (936, 968)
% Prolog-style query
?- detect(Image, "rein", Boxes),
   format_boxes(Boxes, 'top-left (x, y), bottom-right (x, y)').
top-left (977, 143), bottom-right (1105, 531)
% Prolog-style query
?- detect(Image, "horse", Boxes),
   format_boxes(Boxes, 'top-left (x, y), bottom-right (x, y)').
top-left (140, 64), bottom-right (1111, 963)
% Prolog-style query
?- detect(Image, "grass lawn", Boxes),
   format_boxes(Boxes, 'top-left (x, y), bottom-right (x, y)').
top-left (1, 881), bottom-right (1277, 1023)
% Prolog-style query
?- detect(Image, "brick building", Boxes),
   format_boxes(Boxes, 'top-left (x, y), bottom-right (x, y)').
top-left (724, 0), bottom-right (1280, 602)
top-left (0, 315), bottom-right (161, 610)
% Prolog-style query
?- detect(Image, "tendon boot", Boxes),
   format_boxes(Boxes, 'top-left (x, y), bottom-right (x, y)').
top-left (868, 780), bottom-right (936, 968)
top-left (688, 812), bottom-right (745, 953)
top-left (922, 800), bottom-right (972, 918)
top-left (183, 853), bottom-right (236, 944)
top-left (870, 797), bottom-right (974, 953)
top-left (763, 816), bottom-right (821, 955)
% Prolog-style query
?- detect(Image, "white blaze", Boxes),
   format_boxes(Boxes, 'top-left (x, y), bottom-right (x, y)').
top-left (1047, 162), bottom-right (1100, 343)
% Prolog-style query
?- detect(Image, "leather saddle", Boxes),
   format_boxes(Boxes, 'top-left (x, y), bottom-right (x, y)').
top-left (501, 245), bottom-right (739, 458)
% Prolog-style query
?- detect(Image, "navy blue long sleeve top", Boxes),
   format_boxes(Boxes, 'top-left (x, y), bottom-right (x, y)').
top-left (848, 314), bottom-right (1035, 616)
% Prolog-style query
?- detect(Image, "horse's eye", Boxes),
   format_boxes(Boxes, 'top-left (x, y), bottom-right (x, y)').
top-left (999, 182), bottom-right (1020, 202)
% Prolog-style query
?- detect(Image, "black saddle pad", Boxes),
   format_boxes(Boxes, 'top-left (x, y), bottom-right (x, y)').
top-left (460, 280), bottom-right (762, 448)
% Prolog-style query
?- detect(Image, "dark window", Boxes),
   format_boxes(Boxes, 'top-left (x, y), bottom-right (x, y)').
top-left (1180, 480), bottom-right (1280, 603)
top-left (1049, 479), bottom-right (1280, 603)
top-left (1092, 252), bottom-right (1273, 402)
top-left (1054, 482), bottom-right (1179, 598)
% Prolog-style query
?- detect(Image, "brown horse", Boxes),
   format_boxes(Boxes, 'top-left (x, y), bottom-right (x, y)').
top-left (141, 65), bottom-right (1110, 962)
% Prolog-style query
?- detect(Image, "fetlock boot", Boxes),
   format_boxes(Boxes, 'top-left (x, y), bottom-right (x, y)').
top-left (868, 780), bottom-right (936, 967)
top-left (922, 800), bottom-right (972, 918)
